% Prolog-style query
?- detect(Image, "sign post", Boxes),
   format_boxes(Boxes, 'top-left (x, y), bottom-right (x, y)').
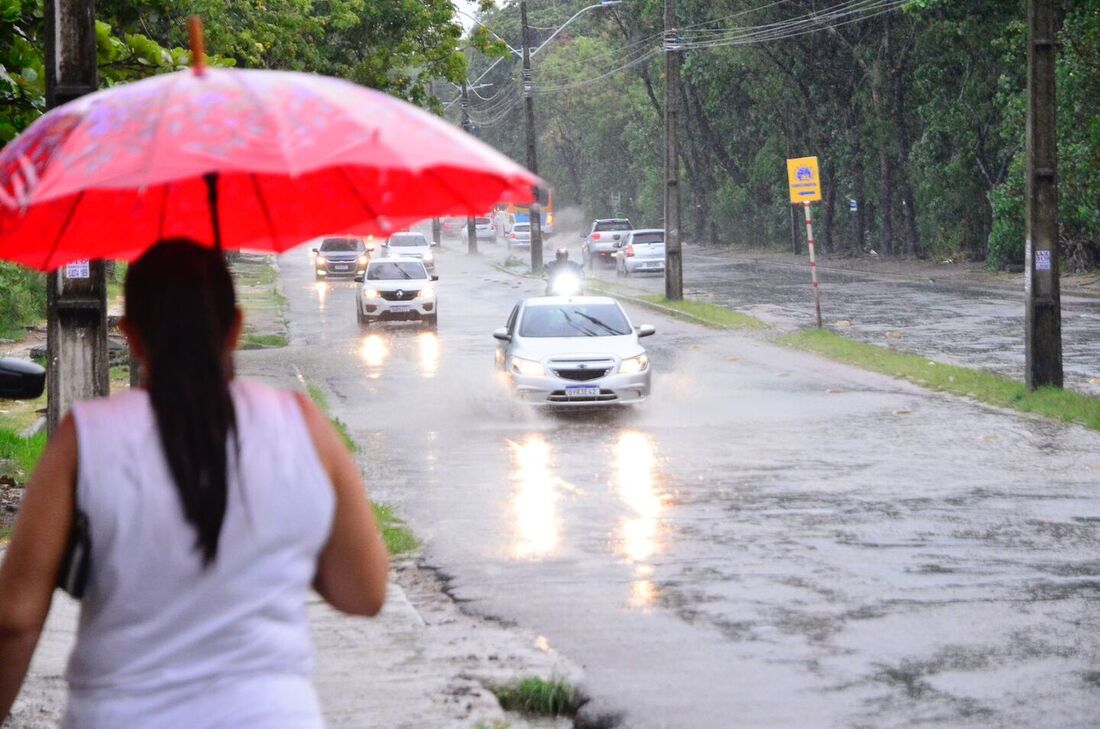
top-left (786, 156), bottom-right (824, 328)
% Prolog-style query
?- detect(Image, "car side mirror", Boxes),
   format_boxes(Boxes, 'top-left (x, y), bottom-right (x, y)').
top-left (492, 328), bottom-right (511, 342)
top-left (636, 325), bottom-right (656, 338)
top-left (431, 275), bottom-right (439, 282)
top-left (353, 273), bottom-right (365, 283)
top-left (0, 357), bottom-right (46, 400)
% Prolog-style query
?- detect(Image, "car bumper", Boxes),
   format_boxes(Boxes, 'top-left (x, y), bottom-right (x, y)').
top-left (508, 238), bottom-right (532, 247)
top-left (316, 262), bottom-right (365, 277)
top-left (362, 299), bottom-right (436, 321)
top-left (508, 369), bottom-right (651, 406)
top-left (623, 258), bottom-right (665, 274)
top-left (476, 230), bottom-right (496, 240)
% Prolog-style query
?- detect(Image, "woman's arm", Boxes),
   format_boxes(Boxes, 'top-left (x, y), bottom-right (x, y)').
top-left (0, 415), bottom-right (78, 720)
top-left (294, 394), bottom-right (389, 616)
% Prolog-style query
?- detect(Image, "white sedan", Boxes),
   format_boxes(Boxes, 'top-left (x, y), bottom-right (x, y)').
top-left (493, 296), bottom-right (655, 407)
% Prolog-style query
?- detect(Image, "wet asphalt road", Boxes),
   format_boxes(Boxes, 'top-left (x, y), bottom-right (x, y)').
top-left (277, 242), bottom-right (1100, 728)
top-left (582, 245), bottom-right (1100, 395)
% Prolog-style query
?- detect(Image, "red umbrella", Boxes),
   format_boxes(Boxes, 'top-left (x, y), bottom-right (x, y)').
top-left (0, 32), bottom-right (540, 271)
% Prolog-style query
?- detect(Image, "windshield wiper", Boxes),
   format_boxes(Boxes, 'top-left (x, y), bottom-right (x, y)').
top-left (561, 310), bottom-right (598, 336)
top-left (574, 312), bottom-right (626, 335)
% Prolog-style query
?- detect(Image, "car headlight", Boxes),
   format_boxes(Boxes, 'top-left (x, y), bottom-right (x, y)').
top-left (419, 285), bottom-right (435, 299)
top-left (510, 356), bottom-right (544, 376)
top-left (618, 353), bottom-right (649, 375)
top-left (315, 254), bottom-right (326, 266)
top-left (362, 288), bottom-right (380, 300)
top-left (357, 255), bottom-right (369, 266)
top-left (548, 272), bottom-right (581, 296)
top-left (423, 252), bottom-right (434, 262)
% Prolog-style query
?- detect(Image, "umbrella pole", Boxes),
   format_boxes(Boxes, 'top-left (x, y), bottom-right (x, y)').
top-left (204, 171), bottom-right (222, 251)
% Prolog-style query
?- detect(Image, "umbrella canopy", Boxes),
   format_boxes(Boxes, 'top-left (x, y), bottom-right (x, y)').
top-left (0, 67), bottom-right (541, 271)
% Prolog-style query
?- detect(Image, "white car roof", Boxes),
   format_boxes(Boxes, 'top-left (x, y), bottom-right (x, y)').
top-left (629, 228), bottom-right (664, 235)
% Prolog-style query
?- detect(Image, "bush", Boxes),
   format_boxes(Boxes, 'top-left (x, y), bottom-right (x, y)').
top-left (986, 157), bottom-right (1026, 270)
top-left (0, 263), bottom-right (46, 339)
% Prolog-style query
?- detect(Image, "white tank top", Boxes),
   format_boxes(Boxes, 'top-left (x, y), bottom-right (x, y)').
top-left (65, 379), bottom-right (335, 728)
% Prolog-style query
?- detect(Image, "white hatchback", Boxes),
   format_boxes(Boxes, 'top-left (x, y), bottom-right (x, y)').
top-left (381, 231), bottom-right (435, 271)
top-left (355, 258), bottom-right (438, 330)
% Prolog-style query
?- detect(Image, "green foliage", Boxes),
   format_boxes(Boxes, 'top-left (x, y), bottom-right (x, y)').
top-left (467, 0), bottom-right (1097, 268)
top-left (0, 427), bottom-right (47, 482)
top-left (0, 261), bottom-right (45, 338)
top-left (372, 503), bottom-right (419, 555)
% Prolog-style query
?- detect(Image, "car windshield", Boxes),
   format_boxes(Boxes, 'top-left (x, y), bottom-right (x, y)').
top-left (388, 234), bottom-right (427, 247)
top-left (595, 221), bottom-right (631, 232)
top-left (514, 224), bottom-right (530, 232)
top-left (367, 262), bottom-right (427, 280)
top-left (632, 232), bottom-right (664, 245)
top-left (320, 238), bottom-right (359, 252)
top-left (520, 303), bottom-right (631, 338)
top-left (475, 217), bottom-right (491, 225)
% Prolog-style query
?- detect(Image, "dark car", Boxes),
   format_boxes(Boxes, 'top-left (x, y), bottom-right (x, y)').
top-left (313, 237), bottom-right (370, 280)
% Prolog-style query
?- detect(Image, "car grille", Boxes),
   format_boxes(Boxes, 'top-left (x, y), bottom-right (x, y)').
top-left (552, 367), bottom-right (610, 382)
top-left (380, 289), bottom-right (420, 301)
top-left (548, 389), bottom-right (617, 402)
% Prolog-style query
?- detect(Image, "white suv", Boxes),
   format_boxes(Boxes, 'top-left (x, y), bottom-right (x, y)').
top-left (355, 258), bottom-right (438, 330)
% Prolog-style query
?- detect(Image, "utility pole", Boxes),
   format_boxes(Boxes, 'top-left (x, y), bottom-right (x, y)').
top-left (1024, 0), bottom-right (1062, 389)
top-left (520, 0), bottom-right (544, 274)
top-left (461, 82), bottom-right (478, 254)
top-left (663, 0), bottom-right (683, 300)
top-left (45, 0), bottom-right (108, 433)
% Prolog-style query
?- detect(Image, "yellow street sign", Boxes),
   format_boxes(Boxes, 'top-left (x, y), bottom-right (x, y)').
top-left (786, 156), bottom-right (822, 203)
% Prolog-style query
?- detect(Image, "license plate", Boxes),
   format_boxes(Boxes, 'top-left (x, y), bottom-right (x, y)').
top-left (335, 264), bottom-right (350, 271)
top-left (390, 305), bottom-right (410, 313)
top-left (565, 386), bottom-right (600, 398)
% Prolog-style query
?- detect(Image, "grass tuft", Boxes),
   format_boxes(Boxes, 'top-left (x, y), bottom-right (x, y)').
top-left (779, 328), bottom-right (1100, 431)
top-left (242, 333), bottom-right (289, 348)
top-left (490, 676), bottom-right (579, 717)
top-left (503, 255), bottom-right (525, 269)
top-left (372, 503), bottom-right (419, 555)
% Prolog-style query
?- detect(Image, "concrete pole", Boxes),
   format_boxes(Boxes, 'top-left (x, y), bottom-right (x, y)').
top-left (520, 0), bottom-right (544, 274)
top-left (45, 0), bottom-right (109, 433)
top-left (663, 0), bottom-right (683, 300)
top-left (1024, 0), bottom-right (1062, 389)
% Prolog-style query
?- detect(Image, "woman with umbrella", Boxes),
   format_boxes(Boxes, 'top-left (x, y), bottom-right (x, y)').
top-left (0, 25), bottom-right (540, 725)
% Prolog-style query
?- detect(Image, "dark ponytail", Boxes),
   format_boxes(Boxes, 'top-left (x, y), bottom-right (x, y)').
top-left (125, 240), bottom-right (238, 566)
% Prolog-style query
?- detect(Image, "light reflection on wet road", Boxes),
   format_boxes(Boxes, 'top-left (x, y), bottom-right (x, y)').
top-left (277, 244), bottom-right (1100, 728)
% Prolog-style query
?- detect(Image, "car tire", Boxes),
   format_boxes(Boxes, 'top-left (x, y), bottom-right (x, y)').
top-left (356, 306), bottom-right (364, 325)
top-left (425, 314), bottom-right (438, 331)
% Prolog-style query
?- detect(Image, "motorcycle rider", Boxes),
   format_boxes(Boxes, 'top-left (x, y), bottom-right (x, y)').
top-left (541, 248), bottom-right (585, 288)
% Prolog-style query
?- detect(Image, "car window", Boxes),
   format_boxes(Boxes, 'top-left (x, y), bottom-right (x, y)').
top-left (632, 232), bottom-right (664, 245)
top-left (519, 303), bottom-right (631, 338)
top-left (367, 261), bottom-right (428, 280)
top-left (387, 234), bottom-right (427, 247)
top-left (514, 223), bottom-right (530, 232)
top-left (475, 217), bottom-right (491, 225)
top-left (594, 221), bottom-right (632, 232)
top-left (320, 238), bottom-right (359, 252)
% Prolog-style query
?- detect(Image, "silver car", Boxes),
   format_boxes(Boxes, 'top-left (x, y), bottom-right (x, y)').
top-left (493, 296), bottom-right (655, 407)
top-left (507, 222), bottom-right (531, 249)
top-left (381, 231), bottom-right (435, 271)
top-left (615, 229), bottom-right (666, 277)
top-left (582, 218), bottom-right (632, 268)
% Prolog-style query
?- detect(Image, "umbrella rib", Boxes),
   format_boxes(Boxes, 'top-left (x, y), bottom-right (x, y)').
top-left (249, 174), bottom-right (279, 246)
top-left (41, 191), bottom-right (85, 271)
top-left (335, 166), bottom-right (379, 223)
